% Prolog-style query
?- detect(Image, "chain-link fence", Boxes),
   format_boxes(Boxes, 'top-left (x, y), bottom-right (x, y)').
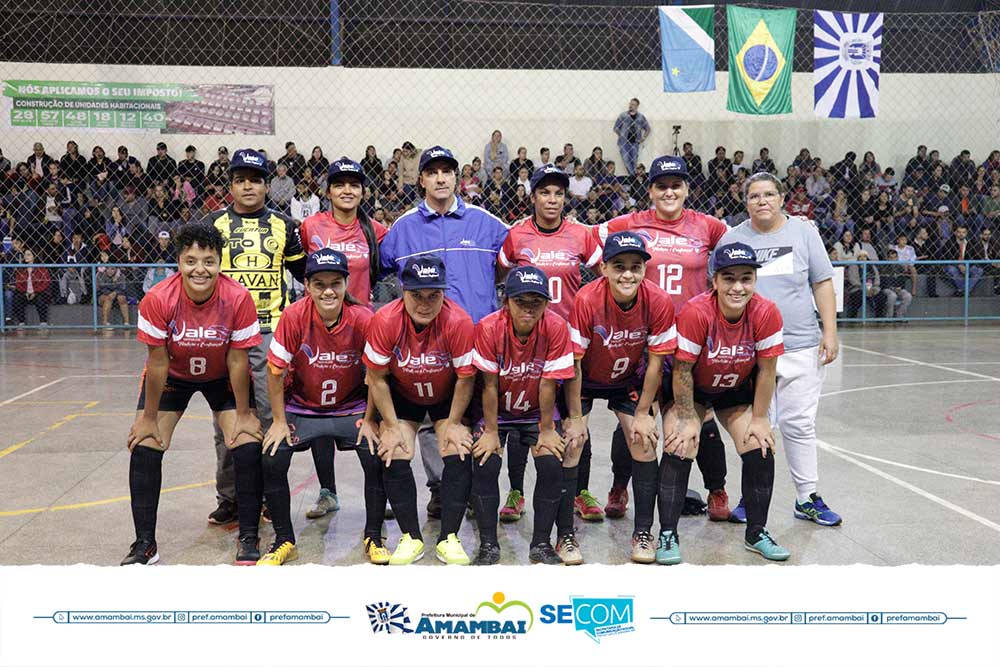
top-left (1, 1), bottom-right (999, 319)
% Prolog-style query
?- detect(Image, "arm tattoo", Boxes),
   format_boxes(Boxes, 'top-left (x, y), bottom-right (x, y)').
top-left (673, 360), bottom-right (696, 421)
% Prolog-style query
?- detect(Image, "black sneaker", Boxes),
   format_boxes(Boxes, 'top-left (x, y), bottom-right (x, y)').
top-left (261, 502), bottom-right (272, 524)
top-left (384, 505), bottom-right (395, 520)
top-left (121, 539), bottom-right (159, 566)
top-left (426, 488), bottom-right (442, 519)
top-left (473, 542), bottom-right (501, 566)
top-left (528, 542), bottom-right (561, 565)
top-left (235, 535), bottom-right (260, 565)
top-left (208, 499), bottom-right (238, 525)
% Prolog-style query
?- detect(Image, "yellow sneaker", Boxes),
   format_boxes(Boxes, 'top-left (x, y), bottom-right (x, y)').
top-left (389, 533), bottom-right (425, 565)
top-left (257, 540), bottom-right (298, 566)
top-left (364, 536), bottom-right (391, 565)
top-left (435, 533), bottom-right (471, 565)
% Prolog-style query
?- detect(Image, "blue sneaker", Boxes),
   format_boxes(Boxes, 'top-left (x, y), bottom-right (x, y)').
top-left (744, 529), bottom-right (790, 561)
top-left (729, 497), bottom-right (747, 523)
top-left (655, 530), bottom-right (682, 565)
top-left (794, 494), bottom-right (842, 526)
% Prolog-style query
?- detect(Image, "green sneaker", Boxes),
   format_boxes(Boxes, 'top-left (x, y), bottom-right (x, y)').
top-left (655, 530), bottom-right (682, 565)
top-left (389, 533), bottom-right (425, 566)
top-left (305, 489), bottom-right (339, 518)
top-left (499, 490), bottom-right (525, 522)
top-left (435, 533), bottom-right (471, 565)
top-left (745, 528), bottom-right (791, 562)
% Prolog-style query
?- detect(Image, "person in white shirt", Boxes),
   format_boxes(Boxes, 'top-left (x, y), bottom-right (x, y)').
top-left (290, 181), bottom-right (320, 221)
top-left (568, 164), bottom-right (593, 209)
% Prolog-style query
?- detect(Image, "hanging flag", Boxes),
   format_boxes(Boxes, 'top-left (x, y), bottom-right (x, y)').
top-left (726, 5), bottom-right (796, 115)
top-left (814, 10), bottom-right (882, 118)
top-left (658, 5), bottom-right (716, 93)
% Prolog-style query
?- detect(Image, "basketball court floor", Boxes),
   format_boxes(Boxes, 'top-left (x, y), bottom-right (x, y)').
top-left (0, 325), bottom-right (997, 567)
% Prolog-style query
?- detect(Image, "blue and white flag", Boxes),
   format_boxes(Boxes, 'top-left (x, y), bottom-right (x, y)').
top-left (813, 10), bottom-right (882, 118)
top-left (659, 5), bottom-right (715, 93)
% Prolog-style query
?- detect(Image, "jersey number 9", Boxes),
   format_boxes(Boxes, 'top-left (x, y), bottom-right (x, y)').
top-left (610, 357), bottom-right (630, 379)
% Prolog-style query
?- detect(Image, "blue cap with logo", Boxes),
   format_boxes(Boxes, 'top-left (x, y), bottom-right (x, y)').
top-left (401, 254), bottom-right (448, 290)
top-left (602, 231), bottom-right (652, 262)
top-left (229, 148), bottom-right (269, 177)
top-left (712, 242), bottom-right (762, 272)
top-left (504, 265), bottom-right (551, 299)
top-left (418, 146), bottom-right (459, 172)
top-left (305, 248), bottom-right (350, 278)
top-left (647, 154), bottom-right (689, 184)
top-left (327, 157), bottom-right (366, 185)
top-left (529, 165), bottom-right (570, 191)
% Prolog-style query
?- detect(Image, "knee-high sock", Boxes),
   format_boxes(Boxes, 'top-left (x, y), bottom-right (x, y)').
top-left (261, 448), bottom-right (294, 544)
top-left (438, 454), bottom-right (472, 542)
top-left (696, 419), bottom-right (726, 491)
top-left (576, 434), bottom-right (592, 493)
top-left (232, 442), bottom-right (264, 539)
top-left (310, 438), bottom-right (337, 494)
top-left (383, 459), bottom-right (422, 541)
top-left (129, 445), bottom-right (164, 541)
top-left (631, 458), bottom-right (659, 534)
top-left (657, 454), bottom-right (692, 535)
top-left (531, 454), bottom-right (562, 547)
top-left (741, 451), bottom-right (775, 543)
top-left (557, 465), bottom-right (579, 537)
top-left (610, 426), bottom-right (632, 488)
top-left (472, 454), bottom-right (503, 545)
top-left (505, 437), bottom-right (529, 495)
top-left (356, 447), bottom-right (387, 540)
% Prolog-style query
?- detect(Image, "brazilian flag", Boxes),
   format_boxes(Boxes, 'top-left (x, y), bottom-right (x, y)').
top-left (726, 5), bottom-right (796, 114)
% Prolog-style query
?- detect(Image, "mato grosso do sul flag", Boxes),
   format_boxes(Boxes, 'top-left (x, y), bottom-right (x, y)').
top-left (658, 5), bottom-right (716, 93)
top-left (726, 5), bottom-right (796, 114)
top-left (814, 10), bottom-right (883, 118)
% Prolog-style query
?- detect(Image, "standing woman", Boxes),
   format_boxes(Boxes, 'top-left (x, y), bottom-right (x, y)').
top-left (261, 249), bottom-right (385, 565)
top-left (594, 156), bottom-right (732, 522)
top-left (660, 242), bottom-right (788, 563)
top-left (296, 158), bottom-right (388, 518)
top-left (721, 172), bottom-right (842, 527)
top-left (308, 146), bottom-right (330, 182)
top-left (361, 145), bottom-right (384, 183)
top-left (362, 255), bottom-right (477, 565)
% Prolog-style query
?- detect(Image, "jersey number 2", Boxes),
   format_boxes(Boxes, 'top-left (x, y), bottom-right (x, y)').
top-left (321, 380), bottom-right (338, 406)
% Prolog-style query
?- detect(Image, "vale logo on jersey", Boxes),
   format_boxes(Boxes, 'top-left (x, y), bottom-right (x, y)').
top-left (520, 247), bottom-right (576, 265)
top-left (310, 234), bottom-right (367, 256)
top-left (593, 325), bottom-right (645, 348)
top-left (635, 230), bottom-right (702, 253)
top-left (705, 334), bottom-right (755, 362)
top-left (300, 343), bottom-right (359, 368)
top-left (169, 320), bottom-right (230, 345)
top-left (393, 346), bottom-right (450, 371)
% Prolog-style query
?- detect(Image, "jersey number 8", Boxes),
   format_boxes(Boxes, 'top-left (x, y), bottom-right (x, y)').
top-left (190, 357), bottom-right (206, 376)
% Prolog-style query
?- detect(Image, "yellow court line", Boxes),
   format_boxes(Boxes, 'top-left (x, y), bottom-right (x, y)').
top-left (0, 481), bottom-right (214, 517)
top-left (0, 414), bottom-right (78, 459)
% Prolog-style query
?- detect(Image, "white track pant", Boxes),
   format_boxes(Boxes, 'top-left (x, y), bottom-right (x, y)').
top-left (769, 345), bottom-right (826, 502)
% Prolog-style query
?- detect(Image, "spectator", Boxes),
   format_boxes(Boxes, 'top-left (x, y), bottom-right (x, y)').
top-left (941, 224), bottom-right (983, 295)
top-left (893, 232), bottom-right (920, 293)
top-left (806, 166), bottom-right (832, 202)
top-left (784, 184), bottom-right (814, 219)
top-left (927, 164), bottom-right (948, 193)
top-left (792, 148), bottom-right (815, 172)
top-left (856, 228), bottom-right (881, 260)
top-left (875, 167), bottom-right (898, 192)
top-left (59, 236), bottom-right (87, 306)
top-left (482, 165), bottom-right (507, 203)
top-left (613, 97), bottom-right (651, 176)
top-left (277, 141), bottom-right (306, 181)
top-left (482, 130), bottom-right (509, 179)
top-left (980, 184), bottom-right (1000, 227)
top-left (43, 182), bottom-right (63, 227)
top-left (893, 184), bottom-right (921, 229)
top-left (484, 189), bottom-right (504, 218)
top-left (880, 248), bottom-right (913, 319)
top-left (567, 164), bottom-right (593, 211)
top-left (905, 145), bottom-right (931, 177)
top-left (398, 141), bottom-right (420, 203)
top-left (106, 206), bottom-right (129, 246)
top-left (143, 257), bottom-right (175, 294)
top-left (508, 146), bottom-right (533, 181)
top-left (307, 146), bottom-right (329, 180)
top-left (845, 249), bottom-right (893, 319)
top-left (88, 146), bottom-right (113, 186)
top-left (26, 142), bottom-right (54, 178)
top-left (512, 165), bottom-right (531, 196)
top-left (268, 163), bottom-right (295, 212)
top-left (178, 145), bottom-right (205, 193)
top-left (299, 166), bottom-right (320, 197)
top-left (289, 180), bottom-right (321, 221)
top-left (782, 165), bottom-right (802, 193)
top-left (59, 141), bottom-right (88, 184)
top-left (506, 184), bottom-right (531, 223)
top-left (361, 145), bottom-right (384, 182)
top-left (118, 186), bottom-right (148, 230)
top-left (257, 148), bottom-right (278, 181)
top-left (150, 230), bottom-right (173, 263)
top-left (12, 248), bottom-right (51, 326)
top-left (65, 231), bottom-right (91, 264)
top-left (853, 187), bottom-right (878, 224)
top-left (706, 146), bottom-right (731, 178)
top-left (859, 151), bottom-right (881, 181)
top-left (834, 229), bottom-right (858, 261)
top-left (972, 166), bottom-right (989, 195)
top-left (471, 156), bottom-right (487, 184)
top-left (0, 148), bottom-right (10, 174)
top-left (681, 142), bottom-right (703, 178)
top-left (751, 148), bottom-right (776, 175)
top-left (592, 160), bottom-right (619, 213)
top-left (911, 226), bottom-right (936, 296)
top-left (952, 184), bottom-right (983, 232)
top-left (146, 185), bottom-right (177, 235)
top-left (146, 142), bottom-right (177, 185)
top-left (584, 147), bottom-right (606, 179)
top-left (123, 160), bottom-right (151, 196)
top-left (951, 149), bottom-right (976, 189)
top-left (561, 143), bottom-right (581, 174)
top-left (538, 147), bottom-right (551, 168)
top-left (40, 229), bottom-right (66, 265)
top-left (983, 150), bottom-right (1000, 177)
top-left (208, 146), bottom-right (230, 181)
top-left (94, 249), bottom-right (130, 329)
top-left (971, 227), bottom-right (1000, 295)
top-left (112, 146), bottom-right (140, 189)
top-left (730, 150), bottom-right (746, 175)
top-left (170, 174), bottom-right (197, 209)
top-left (377, 168), bottom-right (402, 214)
top-left (830, 152), bottom-right (860, 192)
top-left (622, 162), bottom-right (648, 209)
top-left (921, 184), bottom-right (952, 240)
top-left (459, 164), bottom-right (483, 202)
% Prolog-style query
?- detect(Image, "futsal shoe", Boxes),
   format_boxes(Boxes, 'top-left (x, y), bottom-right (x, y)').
top-left (729, 497), bottom-right (747, 523)
top-left (436, 533), bottom-right (471, 565)
top-left (707, 489), bottom-right (731, 521)
top-left (744, 529), bottom-right (791, 561)
top-left (528, 542), bottom-right (562, 565)
top-left (257, 541), bottom-right (298, 566)
top-left (604, 486), bottom-right (629, 519)
top-left (556, 533), bottom-right (584, 565)
top-left (426, 488), bottom-right (442, 519)
top-left (630, 530), bottom-right (656, 564)
top-left (473, 543), bottom-right (502, 566)
top-left (574, 490), bottom-right (605, 521)
top-left (121, 539), bottom-right (159, 566)
top-left (363, 537), bottom-right (391, 565)
top-left (794, 494), bottom-right (843, 526)
top-left (235, 535), bottom-right (261, 565)
top-left (207, 499), bottom-right (238, 525)
top-left (389, 534), bottom-right (425, 565)
top-left (655, 530), bottom-right (682, 565)
top-left (306, 489), bottom-right (340, 518)
top-left (499, 490), bottom-right (525, 522)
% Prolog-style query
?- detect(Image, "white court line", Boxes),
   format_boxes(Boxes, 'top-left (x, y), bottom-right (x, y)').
top-left (817, 439), bottom-right (1000, 534)
top-left (820, 442), bottom-right (1000, 486)
top-left (0, 375), bottom-right (140, 406)
top-left (841, 345), bottom-right (1000, 382)
top-left (841, 363), bottom-right (915, 367)
top-left (820, 379), bottom-right (993, 398)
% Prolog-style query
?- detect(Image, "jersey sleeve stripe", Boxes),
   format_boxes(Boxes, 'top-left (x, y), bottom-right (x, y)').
top-left (543, 352), bottom-right (574, 373)
top-left (568, 326), bottom-right (589, 350)
top-left (677, 333), bottom-right (702, 356)
top-left (452, 351), bottom-right (474, 368)
top-left (363, 342), bottom-right (391, 366)
top-left (137, 315), bottom-right (167, 340)
top-left (597, 222), bottom-right (609, 244)
top-left (584, 246), bottom-right (602, 267)
top-left (497, 251), bottom-right (512, 268)
top-left (472, 349), bottom-right (499, 373)
top-left (647, 325), bottom-right (677, 347)
top-left (269, 338), bottom-right (293, 364)
top-left (231, 321), bottom-right (261, 342)
top-left (755, 331), bottom-right (784, 351)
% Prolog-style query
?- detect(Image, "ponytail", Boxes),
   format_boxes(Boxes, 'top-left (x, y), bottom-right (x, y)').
top-left (357, 207), bottom-right (381, 291)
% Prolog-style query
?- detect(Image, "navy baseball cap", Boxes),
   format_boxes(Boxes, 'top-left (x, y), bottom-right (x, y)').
top-left (328, 157), bottom-right (366, 185)
top-left (505, 265), bottom-right (550, 299)
top-left (712, 242), bottom-right (762, 272)
top-left (305, 248), bottom-right (350, 278)
top-left (603, 231), bottom-right (652, 262)
top-left (529, 165), bottom-right (570, 191)
top-left (229, 148), bottom-right (269, 177)
top-left (419, 146), bottom-right (459, 172)
top-left (401, 255), bottom-right (448, 290)
top-left (647, 155), bottom-right (689, 184)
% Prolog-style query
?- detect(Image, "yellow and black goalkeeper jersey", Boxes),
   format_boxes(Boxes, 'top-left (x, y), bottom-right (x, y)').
top-left (202, 206), bottom-right (306, 332)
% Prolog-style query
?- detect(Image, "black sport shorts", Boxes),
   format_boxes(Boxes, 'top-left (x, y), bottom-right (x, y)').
top-left (580, 384), bottom-right (639, 417)
top-left (282, 411), bottom-right (366, 452)
top-left (136, 374), bottom-right (244, 413)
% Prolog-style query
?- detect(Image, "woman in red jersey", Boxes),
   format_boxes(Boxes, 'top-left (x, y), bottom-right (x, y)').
top-left (261, 249), bottom-right (387, 565)
top-left (362, 255), bottom-right (477, 565)
top-left (659, 242), bottom-right (789, 564)
top-left (124, 223), bottom-right (263, 567)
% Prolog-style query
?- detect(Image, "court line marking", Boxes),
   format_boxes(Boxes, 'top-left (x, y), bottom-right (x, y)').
top-left (819, 442), bottom-right (1000, 486)
top-left (0, 481), bottom-right (215, 517)
top-left (820, 379), bottom-right (992, 398)
top-left (816, 439), bottom-right (1000, 534)
top-left (841, 345), bottom-right (1000, 382)
top-left (0, 414), bottom-right (80, 459)
top-left (841, 363), bottom-right (915, 367)
top-left (0, 378), bottom-right (68, 406)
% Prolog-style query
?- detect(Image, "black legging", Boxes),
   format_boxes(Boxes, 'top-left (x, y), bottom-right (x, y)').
top-left (12, 291), bottom-right (49, 323)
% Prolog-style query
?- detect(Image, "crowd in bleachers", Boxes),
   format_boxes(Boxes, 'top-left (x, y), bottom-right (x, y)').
top-left (2, 136), bottom-right (999, 326)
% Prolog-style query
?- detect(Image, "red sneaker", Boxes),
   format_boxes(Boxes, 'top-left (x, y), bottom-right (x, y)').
top-left (707, 488), bottom-right (731, 522)
top-left (574, 490), bottom-right (605, 521)
top-left (604, 486), bottom-right (629, 519)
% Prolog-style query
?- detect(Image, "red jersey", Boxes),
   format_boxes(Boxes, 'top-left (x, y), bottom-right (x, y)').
top-left (569, 278), bottom-right (677, 390)
top-left (363, 298), bottom-right (476, 406)
top-left (497, 217), bottom-right (602, 320)
top-left (267, 297), bottom-right (373, 416)
top-left (596, 209), bottom-right (728, 308)
top-left (137, 272), bottom-right (261, 382)
top-left (675, 291), bottom-right (784, 394)
top-left (299, 212), bottom-right (389, 305)
top-left (473, 309), bottom-right (575, 423)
